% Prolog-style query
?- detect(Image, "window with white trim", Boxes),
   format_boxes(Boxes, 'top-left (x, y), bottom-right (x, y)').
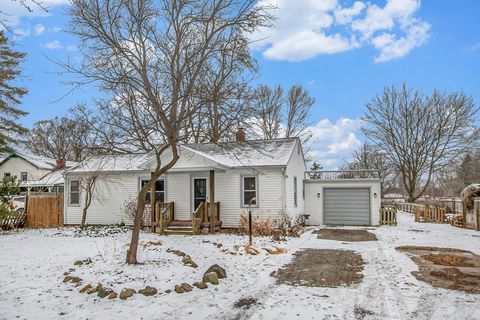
top-left (140, 179), bottom-right (165, 203)
top-left (69, 180), bottom-right (80, 205)
top-left (21, 172), bottom-right (27, 182)
top-left (4, 172), bottom-right (11, 179)
top-left (294, 176), bottom-right (298, 207)
top-left (242, 176), bottom-right (258, 206)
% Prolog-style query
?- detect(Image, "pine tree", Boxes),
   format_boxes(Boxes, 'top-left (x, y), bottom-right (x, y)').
top-left (0, 30), bottom-right (28, 152)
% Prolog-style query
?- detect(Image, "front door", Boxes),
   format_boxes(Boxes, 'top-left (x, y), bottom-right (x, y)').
top-left (192, 178), bottom-right (208, 212)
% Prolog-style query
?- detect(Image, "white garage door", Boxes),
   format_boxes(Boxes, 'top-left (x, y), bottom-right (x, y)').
top-left (324, 188), bottom-right (370, 225)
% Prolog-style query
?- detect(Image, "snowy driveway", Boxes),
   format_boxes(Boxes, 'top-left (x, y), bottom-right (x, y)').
top-left (0, 212), bottom-right (479, 320)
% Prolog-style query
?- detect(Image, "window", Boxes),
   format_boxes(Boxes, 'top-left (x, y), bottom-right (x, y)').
top-left (294, 177), bottom-right (298, 207)
top-left (141, 179), bottom-right (165, 203)
top-left (21, 172), bottom-right (27, 182)
top-left (242, 176), bottom-right (258, 206)
top-left (69, 180), bottom-right (80, 205)
top-left (4, 172), bottom-right (11, 179)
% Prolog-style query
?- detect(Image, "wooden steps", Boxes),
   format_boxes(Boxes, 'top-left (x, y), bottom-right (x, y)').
top-left (163, 220), bottom-right (222, 235)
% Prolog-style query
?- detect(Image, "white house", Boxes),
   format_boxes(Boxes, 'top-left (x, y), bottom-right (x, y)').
top-left (63, 136), bottom-right (382, 229)
top-left (0, 153), bottom-right (76, 191)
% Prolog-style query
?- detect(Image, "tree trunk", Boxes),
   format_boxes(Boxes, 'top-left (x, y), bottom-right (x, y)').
top-left (126, 199), bottom-right (146, 264)
top-left (81, 208), bottom-right (87, 230)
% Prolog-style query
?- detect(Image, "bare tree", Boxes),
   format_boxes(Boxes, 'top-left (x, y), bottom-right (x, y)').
top-left (252, 84), bottom-right (314, 145)
top-left (253, 85), bottom-right (283, 139)
top-left (362, 84), bottom-right (479, 202)
top-left (66, 0), bottom-right (272, 264)
top-left (0, 0), bottom-right (49, 30)
top-left (344, 142), bottom-right (397, 194)
top-left (27, 108), bottom-right (100, 161)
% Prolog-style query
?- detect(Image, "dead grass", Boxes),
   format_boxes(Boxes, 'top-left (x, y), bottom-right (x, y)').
top-left (274, 249), bottom-right (364, 287)
top-left (397, 246), bottom-right (480, 294)
top-left (239, 213), bottom-right (304, 241)
top-left (314, 229), bottom-right (378, 242)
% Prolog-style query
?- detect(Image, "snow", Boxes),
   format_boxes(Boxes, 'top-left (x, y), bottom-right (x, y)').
top-left (1, 213), bottom-right (479, 320)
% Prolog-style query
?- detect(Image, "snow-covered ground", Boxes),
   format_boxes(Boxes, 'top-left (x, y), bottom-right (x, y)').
top-left (0, 212), bottom-right (479, 320)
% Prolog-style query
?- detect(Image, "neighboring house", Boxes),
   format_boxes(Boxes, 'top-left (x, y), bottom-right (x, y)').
top-left (0, 153), bottom-right (76, 191)
top-left (64, 134), bottom-right (382, 228)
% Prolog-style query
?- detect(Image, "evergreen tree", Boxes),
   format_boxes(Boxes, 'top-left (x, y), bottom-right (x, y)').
top-left (0, 31), bottom-right (28, 152)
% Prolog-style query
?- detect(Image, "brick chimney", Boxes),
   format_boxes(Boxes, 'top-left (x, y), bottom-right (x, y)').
top-left (56, 159), bottom-right (66, 169)
top-left (235, 127), bottom-right (246, 142)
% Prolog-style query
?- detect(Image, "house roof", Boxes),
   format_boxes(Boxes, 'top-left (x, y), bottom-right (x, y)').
top-left (0, 152), bottom-right (78, 170)
top-left (21, 169), bottom-right (66, 188)
top-left (67, 138), bottom-right (300, 173)
top-left (183, 138), bottom-right (299, 167)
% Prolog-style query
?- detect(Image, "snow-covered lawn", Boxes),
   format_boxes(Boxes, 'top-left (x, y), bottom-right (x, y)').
top-left (1, 212), bottom-right (479, 320)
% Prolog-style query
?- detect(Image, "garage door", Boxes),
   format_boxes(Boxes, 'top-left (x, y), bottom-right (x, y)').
top-left (324, 188), bottom-right (370, 225)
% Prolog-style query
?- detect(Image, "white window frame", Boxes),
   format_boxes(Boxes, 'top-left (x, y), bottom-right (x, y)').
top-left (294, 176), bottom-right (298, 207)
top-left (21, 172), bottom-right (27, 182)
top-left (4, 172), bottom-right (11, 179)
top-left (69, 180), bottom-right (80, 206)
top-left (139, 178), bottom-right (166, 203)
top-left (241, 176), bottom-right (258, 208)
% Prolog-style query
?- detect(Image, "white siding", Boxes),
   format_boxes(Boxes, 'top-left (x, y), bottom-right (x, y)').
top-left (216, 168), bottom-right (285, 227)
top-left (64, 173), bottom-right (140, 225)
top-left (165, 173), bottom-right (191, 220)
top-left (304, 180), bottom-right (381, 226)
top-left (0, 157), bottom-right (51, 182)
top-left (284, 140), bottom-right (307, 217)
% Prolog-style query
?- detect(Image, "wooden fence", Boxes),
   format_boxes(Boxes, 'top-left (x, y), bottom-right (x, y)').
top-left (26, 194), bottom-right (64, 228)
top-left (380, 207), bottom-right (397, 225)
top-left (395, 203), bottom-right (448, 224)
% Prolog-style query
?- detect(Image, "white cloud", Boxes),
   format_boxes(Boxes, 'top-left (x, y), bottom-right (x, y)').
top-left (306, 118), bottom-right (363, 169)
top-left (34, 23), bottom-right (46, 35)
top-left (44, 40), bottom-right (63, 49)
top-left (12, 28), bottom-right (31, 41)
top-left (470, 42), bottom-right (480, 51)
top-left (252, 0), bottom-right (430, 63)
top-left (0, 0), bottom-right (69, 28)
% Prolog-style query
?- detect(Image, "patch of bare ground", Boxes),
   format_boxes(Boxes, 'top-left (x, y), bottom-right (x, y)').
top-left (234, 297), bottom-right (257, 309)
top-left (354, 306), bottom-right (375, 320)
top-left (274, 249), bottom-right (364, 287)
top-left (397, 246), bottom-right (480, 294)
top-left (314, 229), bottom-right (378, 242)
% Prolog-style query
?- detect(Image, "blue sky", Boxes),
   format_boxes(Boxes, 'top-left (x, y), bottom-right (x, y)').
top-left (3, 0), bottom-right (480, 168)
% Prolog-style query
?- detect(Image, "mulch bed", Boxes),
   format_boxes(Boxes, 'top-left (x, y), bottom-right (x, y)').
top-left (273, 249), bottom-right (364, 287)
top-left (397, 246), bottom-right (480, 293)
top-left (314, 229), bottom-right (378, 242)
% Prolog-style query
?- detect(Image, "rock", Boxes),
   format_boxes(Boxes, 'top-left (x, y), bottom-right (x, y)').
top-left (175, 283), bottom-right (193, 293)
top-left (94, 283), bottom-right (103, 292)
top-left (119, 288), bottom-right (136, 300)
top-left (202, 272), bottom-right (219, 285)
top-left (138, 286), bottom-right (158, 296)
top-left (68, 268), bottom-right (75, 272)
top-left (216, 243), bottom-right (223, 248)
top-left (80, 284), bottom-right (92, 293)
top-left (97, 287), bottom-right (113, 298)
top-left (63, 276), bottom-right (82, 284)
top-left (74, 260), bottom-right (83, 266)
top-left (108, 292), bottom-right (118, 299)
top-left (193, 281), bottom-right (208, 289)
top-left (63, 272), bottom-right (70, 276)
top-left (182, 255), bottom-right (198, 268)
top-left (204, 264), bottom-right (227, 279)
top-left (165, 289), bottom-right (172, 294)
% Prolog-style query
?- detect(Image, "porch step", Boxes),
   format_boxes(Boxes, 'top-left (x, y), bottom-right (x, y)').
top-left (164, 229), bottom-right (194, 236)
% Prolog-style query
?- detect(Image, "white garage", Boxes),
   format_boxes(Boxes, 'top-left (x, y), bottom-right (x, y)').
top-left (304, 171), bottom-right (381, 226)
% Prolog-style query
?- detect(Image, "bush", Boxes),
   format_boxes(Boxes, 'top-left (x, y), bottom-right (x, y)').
top-left (239, 212), bottom-right (305, 241)
top-left (0, 202), bottom-right (15, 221)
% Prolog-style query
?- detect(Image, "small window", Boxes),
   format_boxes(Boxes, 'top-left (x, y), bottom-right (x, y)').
top-left (4, 172), bottom-right (11, 179)
top-left (21, 172), bottom-right (27, 182)
top-left (141, 179), bottom-right (165, 203)
top-left (294, 176), bottom-right (298, 207)
top-left (69, 180), bottom-right (80, 205)
top-left (242, 176), bottom-right (258, 206)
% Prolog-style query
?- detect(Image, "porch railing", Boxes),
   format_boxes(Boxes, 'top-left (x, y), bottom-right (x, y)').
top-left (152, 201), bottom-right (174, 233)
top-left (191, 201), bottom-right (220, 235)
top-left (305, 169), bottom-right (380, 180)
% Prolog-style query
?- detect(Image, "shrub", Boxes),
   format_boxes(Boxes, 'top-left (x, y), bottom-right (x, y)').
top-left (0, 202), bottom-right (15, 221)
top-left (239, 212), bottom-right (305, 241)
